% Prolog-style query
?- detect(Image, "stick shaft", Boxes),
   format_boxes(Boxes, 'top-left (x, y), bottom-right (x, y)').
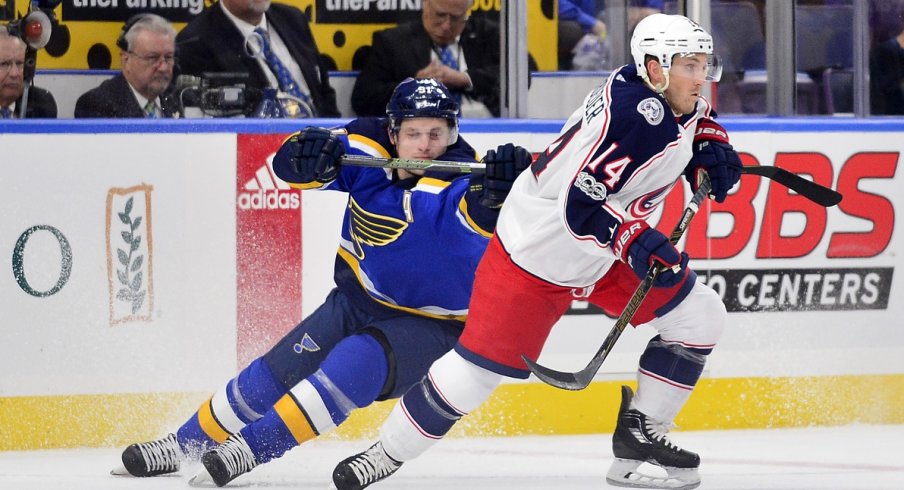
top-left (341, 155), bottom-right (841, 207)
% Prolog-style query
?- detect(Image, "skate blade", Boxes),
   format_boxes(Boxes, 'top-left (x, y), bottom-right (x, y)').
top-left (606, 458), bottom-right (700, 490)
top-left (187, 467), bottom-right (216, 487)
top-left (109, 462), bottom-right (130, 476)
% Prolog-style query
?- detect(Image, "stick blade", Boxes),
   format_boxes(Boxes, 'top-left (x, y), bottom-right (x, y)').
top-left (741, 165), bottom-right (843, 207)
top-left (521, 355), bottom-right (595, 391)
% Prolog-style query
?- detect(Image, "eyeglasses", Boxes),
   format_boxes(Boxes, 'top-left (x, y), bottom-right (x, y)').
top-left (430, 11), bottom-right (469, 25)
top-left (0, 59), bottom-right (26, 74)
top-left (128, 51), bottom-right (177, 67)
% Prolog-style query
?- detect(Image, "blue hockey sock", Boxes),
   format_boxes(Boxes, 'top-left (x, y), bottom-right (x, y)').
top-left (176, 357), bottom-right (285, 452)
top-left (242, 334), bottom-right (389, 463)
top-left (638, 335), bottom-right (711, 389)
top-left (399, 374), bottom-right (464, 438)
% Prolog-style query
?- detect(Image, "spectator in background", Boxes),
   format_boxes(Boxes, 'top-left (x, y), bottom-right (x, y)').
top-left (352, 0), bottom-right (521, 118)
top-left (559, 0), bottom-right (663, 70)
top-left (558, 0), bottom-right (607, 70)
top-left (176, 0), bottom-right (340, 118)
top-left (75, 14), bottom-right (180, 118)
top-left (870, 15), bottom-right (904, 114)
top-left (0, 30), bottom-right (56, 118)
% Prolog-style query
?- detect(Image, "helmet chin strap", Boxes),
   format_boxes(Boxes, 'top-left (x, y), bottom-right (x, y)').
top-left (643, 71), bottom-right (670, 94)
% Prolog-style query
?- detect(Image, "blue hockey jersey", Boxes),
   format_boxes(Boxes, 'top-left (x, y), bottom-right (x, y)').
top-left (283, 118), bottom-right (493, 322)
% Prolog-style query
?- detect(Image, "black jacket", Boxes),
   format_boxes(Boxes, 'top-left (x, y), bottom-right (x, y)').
top-left (176, 2), bottom-right (339, 117)
top-left (8, 86), bottom-right (57, 118)
top-left (352, 17), bottom-right (506, 117)
top-left (74, 74), bottom-right (181, 118)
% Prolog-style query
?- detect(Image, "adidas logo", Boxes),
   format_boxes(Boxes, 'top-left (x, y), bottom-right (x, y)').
top-left (238, 153), bottom-right (301, 210)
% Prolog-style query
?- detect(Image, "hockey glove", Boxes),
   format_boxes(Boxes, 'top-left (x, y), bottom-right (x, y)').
top-left (684, 119), bottom-right (742, 203)
top-left (472, 143), bottom-right (532, 209)
top-left (273, 127), bottom-right (345, 184)
top-left (612, 219), bottom-right (689, 288)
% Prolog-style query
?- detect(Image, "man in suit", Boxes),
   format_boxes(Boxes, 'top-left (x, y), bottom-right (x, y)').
top-left (176, 0), bottom-right (340, 118)
top-left (75, 14), bottom-right (181, 118)
top-left (352, 0), bottom-right (510, 118)
top-left (0, 30), bottom-right (56, 119)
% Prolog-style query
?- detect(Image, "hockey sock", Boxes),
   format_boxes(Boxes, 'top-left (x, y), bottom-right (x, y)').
top-left (241, 334), bottom-right (389, 463)
top-left (176, 357), bottom-right (285, 453)
top-left (381, 351), bottom-right (501, 462)
top-left (633, 335), bottom-right (711, 423)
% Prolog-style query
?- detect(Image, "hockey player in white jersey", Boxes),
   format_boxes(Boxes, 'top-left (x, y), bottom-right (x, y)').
top-left (331, 14), bottom-right (742, 490)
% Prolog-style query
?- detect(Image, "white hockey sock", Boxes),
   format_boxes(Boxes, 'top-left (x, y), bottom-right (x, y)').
top-left (380, 351), bottom-right (502, 462)
top-left (632, 373), bottom-right (693, 424)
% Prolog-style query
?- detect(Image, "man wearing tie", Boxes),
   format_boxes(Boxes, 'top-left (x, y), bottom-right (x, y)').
top-left (74, 14), bottom-right (181, 118)
top-left (176, 0), bottom-right (340, 118)
top-left (353, 0), bottom-right (526, 118)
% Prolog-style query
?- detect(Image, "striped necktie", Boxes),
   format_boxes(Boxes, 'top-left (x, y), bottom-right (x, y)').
top-left (437, 45), bottom-right (462, 109)
top-left (438, 45), bottom-right (459, 71)
top-left (144, 100), bottom-right (158, 119)
top-left (0, 106), bottom-right (12, 119)
top-left (254, 27), bottom-right (314, 117)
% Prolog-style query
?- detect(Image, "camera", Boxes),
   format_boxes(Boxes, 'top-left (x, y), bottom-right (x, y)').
top-left (175, 72), bottom-right (262, 118)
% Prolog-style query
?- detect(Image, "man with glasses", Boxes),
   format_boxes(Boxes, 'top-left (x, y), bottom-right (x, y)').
top-left (352, 0), bottom-right (525, 118)
top-left (74, 14), bottom-right (180, 118)
top-left (0, 29), bottom-right (56, 119)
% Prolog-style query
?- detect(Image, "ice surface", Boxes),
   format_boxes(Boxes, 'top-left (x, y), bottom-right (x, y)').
top-left (1, 425), bottom-right (902, 489)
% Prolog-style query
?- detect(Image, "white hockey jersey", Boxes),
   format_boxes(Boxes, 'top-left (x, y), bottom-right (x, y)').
top-left (496, 65), bottom-right (714, 287)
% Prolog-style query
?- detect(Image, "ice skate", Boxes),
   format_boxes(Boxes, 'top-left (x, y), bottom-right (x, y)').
top-left (188, 433), bottom-right (258, 487)
top-left (111, 433), bottom-right (184, 477)
top-left (606, 385), bottom-right (701, 489)
top-left (330, 441), bottom-right (402, 490)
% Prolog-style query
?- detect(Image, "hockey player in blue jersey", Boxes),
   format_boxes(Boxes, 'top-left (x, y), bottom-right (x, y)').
top-left (111, 78), bottom-right (532, 486)
top-left (330, 14), bottom-right (743, 490)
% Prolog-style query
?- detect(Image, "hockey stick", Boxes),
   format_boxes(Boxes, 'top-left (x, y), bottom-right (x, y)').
top-left (520, 174), bottom-right (713, 391)
top-left (340, 155), bottom-right (842, 207)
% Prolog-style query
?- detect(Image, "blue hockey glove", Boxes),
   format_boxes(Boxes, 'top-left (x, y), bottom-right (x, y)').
top-left (612, 219), bottom-right (689, 288)
top-left (684, 119), bottom-right (742, 203)
top-left (273, 127), bottom-right (345, 184)
top-left (472, 143), bottom-right (532, 208)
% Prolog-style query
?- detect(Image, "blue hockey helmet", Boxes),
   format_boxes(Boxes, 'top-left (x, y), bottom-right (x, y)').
top-left (386, 78), bottom-right (459, 144)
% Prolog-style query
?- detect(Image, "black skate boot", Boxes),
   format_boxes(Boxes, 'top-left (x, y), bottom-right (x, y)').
top-left (331, 441), bottom-right (402, 490)
top-left (112, 433), bottom-right (184, 477)
top-left (190, 433), bottom-right (259, 487)
top-left (607, 385), bottom-right (701, 489)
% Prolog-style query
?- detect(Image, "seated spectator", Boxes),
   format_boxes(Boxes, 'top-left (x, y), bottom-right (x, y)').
top-left (558, 0), bottom-right (607, 70)
top-left (870, 21), bottom-right (904, 114)
top-left (0, 30), bottom-right (56, 118)
top-left (558, 0), bottom-right (662, 70)
top-left (176, 0), bottom-right (339, 118)
top-left (75, 14), bottom-right (180, 118)
top-left (352, 0), bottom-right (519, 118)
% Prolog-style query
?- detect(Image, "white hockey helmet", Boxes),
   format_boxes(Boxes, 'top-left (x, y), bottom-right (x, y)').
top-left (630, 13), bottom-right (722, 85)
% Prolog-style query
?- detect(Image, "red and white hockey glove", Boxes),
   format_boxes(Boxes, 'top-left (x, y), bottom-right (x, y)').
top-left (613, 219), bottom-right (689, 288)
top-left (685, 118), bottom-right (742, 203)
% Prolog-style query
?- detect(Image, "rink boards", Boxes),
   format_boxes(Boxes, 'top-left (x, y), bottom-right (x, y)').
top-left (0, 118), bottom-right (901, 450)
